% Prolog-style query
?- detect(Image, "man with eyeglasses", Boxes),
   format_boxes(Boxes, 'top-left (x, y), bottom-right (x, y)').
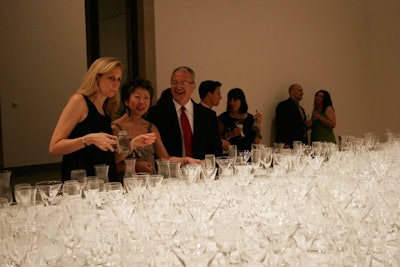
top-left (146, 66), bottom-right (222, 160)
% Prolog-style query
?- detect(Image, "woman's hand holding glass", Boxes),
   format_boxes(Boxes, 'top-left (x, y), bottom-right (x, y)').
top-left (130, 132), bottom-right (156, 150)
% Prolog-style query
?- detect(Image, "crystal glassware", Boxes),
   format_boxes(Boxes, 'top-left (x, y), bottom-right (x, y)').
top-left (35, 180), bottom-right (62, 206)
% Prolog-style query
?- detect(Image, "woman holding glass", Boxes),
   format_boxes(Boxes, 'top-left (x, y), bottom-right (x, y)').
top-left (111, 78), bottom-right (199, 175)
top-left (49, 57), bottom-right (154, 182)
top-left (306, 89), bottom-right (336, 143)
top-left (218, 88), bottom-right (262, 151)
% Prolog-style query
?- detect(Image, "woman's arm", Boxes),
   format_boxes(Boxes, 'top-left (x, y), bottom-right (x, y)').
top-left (313, 106), bottom-right (336, 129)
top-left (49, 94), bottom-right (117, 156)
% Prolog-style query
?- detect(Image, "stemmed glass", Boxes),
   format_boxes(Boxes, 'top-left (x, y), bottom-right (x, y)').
top-left (251, 148), bottom-right (261, 169)
top-left (235, 121), bottom-right (245, 138)
top-left (204, 154), bottom-right (216, 168)
top-left (123, 158), bottom-right (136, 178)
top-left (131, 173), bottom-right (149, 204)
top-left (62, 180), bottom-right (82, 198)
top-left (237, 150), bottom-right (251, 164)
top-left (5, 220), bottom-right (36, 266)
top-left (104, 182), bottom-right (124, 202)
top-left (14, 184), bottom-right (36, 206)
top-left (85, 178), bottom-right (104, 206)
top-left (260, 147), bottom-right (273, 169)
top-left (146, 175), bottom-right (164, 200)
top-left (201, 167), bottom-right (217, 187)
top-left (35, 180), bottom-right (62, 206)
top-left (173, 223), bottom-right (213, 267)
top-left (214, 213), bottom-right (240, 265)
top-left (216, 156), bottom-right (234, 176)
top-left (70, 169), bottom-right (87, 184)
top-left (227, 145), bottom-right (237, 163)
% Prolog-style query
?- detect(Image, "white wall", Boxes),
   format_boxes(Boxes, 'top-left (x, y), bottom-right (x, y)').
top-left (1, 0), bottom-right (399, 167)
top-left (367, 0), bottom-right (400, 135)
top-left (154, 0), bottom-right (400, 144)
top-left (0, 0), bottom-right (87, 167)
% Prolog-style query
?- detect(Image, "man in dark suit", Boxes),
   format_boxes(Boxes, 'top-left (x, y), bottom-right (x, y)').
top-left (275, 83), bottom-right (308, 147)
top-left (146, 66), bottom-right (222, 159)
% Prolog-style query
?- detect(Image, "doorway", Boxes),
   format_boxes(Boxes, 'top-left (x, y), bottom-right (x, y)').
top-left (85, 0), bottom-right (139, 80)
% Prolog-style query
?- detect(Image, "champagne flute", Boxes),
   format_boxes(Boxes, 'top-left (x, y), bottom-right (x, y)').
top-left (261, 147), bottom-right (273, 169)
top-left (204, 154), bottom-right (216, 168)
top-left (227, 145), bottom-right (237, 164)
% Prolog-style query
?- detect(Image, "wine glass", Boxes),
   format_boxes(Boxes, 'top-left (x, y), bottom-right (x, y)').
top-left (216, 156), bottom-right (234, 176)
top-left (85, 178), bottom-right (103, 206)
top-left (35, 180), bottom-right (62, 206)
top-left (173, 223), bottom-right (211, 267)
top-left (273, 142), bottom-right (285, 153)
top-left (156, 159), bottom-right (170, 178)
top-left (131, 173), bottom-right (149, 203)
top-left (201, 167), bottom-right (217, 187)
top-left (104, 182), bottom-right (124, 202)
top-left (261, 147), bottom-right (273, 169)
top-left (146, 175), bottom-right (164, 200)
top-left (204, 154), bottom-right (216, 168)
top-left (70, 169), bottom-right (87, 184)
top-left (62, 180), bottom-right (82, 198)
top-left (14, 184), bottom-right (35, 206)
top-left (123, 158), bottom-right (136, 178)
top-left (214, 213), bottom-right (240, 264)
top-left (0, 197), bottom-right (9, 208)
top-left (93, 164), bottom-right (110, 183)
top-left (227, 145), bottom-right (237, 163)
top-left (235, 121), bottom-right (245, 138)
top-left (237, 150), bottom-right (251, 164)
top-left (251, 148), bottom-right (261, 168)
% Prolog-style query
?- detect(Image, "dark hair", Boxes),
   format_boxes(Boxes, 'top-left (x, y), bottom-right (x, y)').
top-left (226, 88), bottom-right (248, 114)
top-left (157, 88), bottom-right (172, 104)
top-left (198, 80), bottom-right (222, 99)
top-left (315, 89), bottom-right (333, 113)
top-left (120, 77), bottom-right (154, 114)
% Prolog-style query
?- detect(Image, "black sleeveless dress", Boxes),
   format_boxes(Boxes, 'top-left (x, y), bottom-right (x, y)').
top-left (61, 95), bottom-right (118, 182)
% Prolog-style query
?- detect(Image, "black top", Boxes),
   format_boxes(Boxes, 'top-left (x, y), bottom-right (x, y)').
top-left (61, 95), bottom-right (118, 182)
top-left (275, 97), bottom-right (308, 146)
top-left (218, 112), bottom-right (256, 151)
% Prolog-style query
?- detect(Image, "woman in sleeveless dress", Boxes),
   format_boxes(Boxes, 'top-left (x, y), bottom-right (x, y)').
top-left (218, 88), bottom-right (262, 151)
top-left (306, 90), bottom-right (336, 144)
top-left (112, 78), bottom-right (200, 174)
top-left (49, 57), bottom-right (155, 182)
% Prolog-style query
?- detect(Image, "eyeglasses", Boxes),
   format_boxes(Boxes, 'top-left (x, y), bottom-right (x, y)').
top-left (171, 81), bottom-right (194, 86)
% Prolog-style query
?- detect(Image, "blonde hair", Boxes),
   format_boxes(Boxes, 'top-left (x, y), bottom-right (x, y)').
top-left (76, 57), bottom-right (122, 118)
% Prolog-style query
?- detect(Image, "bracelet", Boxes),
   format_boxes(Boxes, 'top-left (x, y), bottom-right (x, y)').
top-left (81, 136), bottom-right (88, 147)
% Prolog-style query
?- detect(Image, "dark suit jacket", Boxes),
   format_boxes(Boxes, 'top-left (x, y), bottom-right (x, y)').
top-left (146, 98), bottom-right (222, 159)
top-left (275, 97), bottom-right (308, 146)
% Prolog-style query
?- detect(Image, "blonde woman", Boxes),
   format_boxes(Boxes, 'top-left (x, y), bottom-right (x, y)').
top-left (49, 57), bottom-right (154, 182)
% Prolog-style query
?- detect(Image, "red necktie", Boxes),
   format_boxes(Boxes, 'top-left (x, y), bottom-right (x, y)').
top-left (180, 106), bottom-right (193, 157)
